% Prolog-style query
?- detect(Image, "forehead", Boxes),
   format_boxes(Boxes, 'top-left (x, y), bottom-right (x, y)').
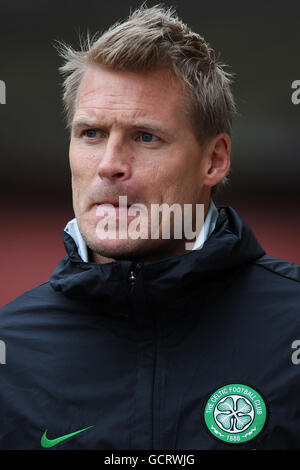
top-left (74, 64), bottom-right (187, 124)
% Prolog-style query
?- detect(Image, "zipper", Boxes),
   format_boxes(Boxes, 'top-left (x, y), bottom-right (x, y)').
top-left (128, 262), bottom-right (142, 288)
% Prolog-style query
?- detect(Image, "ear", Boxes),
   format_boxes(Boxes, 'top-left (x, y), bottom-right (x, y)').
top-left (202, 133), bottom-right (231, 187)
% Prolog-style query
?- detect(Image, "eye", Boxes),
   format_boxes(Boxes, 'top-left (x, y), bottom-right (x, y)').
top-left (84, 129), bottom-right (99, 138)
top-left (139, 132), bottom-right (159, 143)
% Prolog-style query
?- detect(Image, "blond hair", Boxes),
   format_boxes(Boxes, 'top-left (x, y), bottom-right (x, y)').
top-left (56, 4), bottom-right (236, 191)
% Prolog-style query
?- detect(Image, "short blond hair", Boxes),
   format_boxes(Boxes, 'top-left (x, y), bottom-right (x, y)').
top-left (56, 4), bottom-right (236, 191)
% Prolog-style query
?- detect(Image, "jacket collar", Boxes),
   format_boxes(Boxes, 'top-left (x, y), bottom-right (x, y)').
top-left (50, 206), bottom-right (265, 306)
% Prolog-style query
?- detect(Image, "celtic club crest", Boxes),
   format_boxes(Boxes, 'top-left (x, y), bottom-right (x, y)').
top-left (204, 384), bottom-right (267, 444)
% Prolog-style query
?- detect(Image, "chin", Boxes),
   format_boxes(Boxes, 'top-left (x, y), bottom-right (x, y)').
top-left (86, 237), bottom-right (153, 261)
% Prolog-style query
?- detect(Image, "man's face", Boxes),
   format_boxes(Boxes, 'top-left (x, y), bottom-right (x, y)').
top-left (69, 64), bottom-right (211, 262)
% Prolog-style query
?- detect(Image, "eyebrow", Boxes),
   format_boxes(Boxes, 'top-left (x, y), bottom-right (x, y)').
top-left (71, 119), bottom-right (175, 139)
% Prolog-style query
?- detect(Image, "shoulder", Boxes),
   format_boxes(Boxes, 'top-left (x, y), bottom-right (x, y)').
top-left (0, 281), bottom-right (78, 329)
top-left (0, 281), bottom-right (89, 352)
top-left (254, 254), bottom-right (300, 285)
top-left (0, 281), bottom-right (55, 311)
top-left (0, 282), bottom-right (52, 324)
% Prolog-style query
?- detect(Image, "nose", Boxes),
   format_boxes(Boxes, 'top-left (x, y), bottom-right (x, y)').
top-left (97, 132), bottom-right (132, 182)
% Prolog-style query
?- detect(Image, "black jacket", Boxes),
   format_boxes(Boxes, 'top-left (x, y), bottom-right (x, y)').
top-left (1, 206), bottom-right (300, 450)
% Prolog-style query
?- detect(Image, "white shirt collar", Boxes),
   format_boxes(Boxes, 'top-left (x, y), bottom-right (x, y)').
top-left (64, 200), bottom-right (218, 262)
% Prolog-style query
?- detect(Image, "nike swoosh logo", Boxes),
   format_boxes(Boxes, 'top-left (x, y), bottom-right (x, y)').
top-left (41, 425), bottom-right (94, 448)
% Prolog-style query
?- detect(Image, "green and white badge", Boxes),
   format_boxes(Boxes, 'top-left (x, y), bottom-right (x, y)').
top-left (204, 383), bottom-right (267, 444)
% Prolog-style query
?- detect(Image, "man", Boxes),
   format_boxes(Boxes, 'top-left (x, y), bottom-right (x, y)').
top-left (0, 5), bottom-right (300, 450)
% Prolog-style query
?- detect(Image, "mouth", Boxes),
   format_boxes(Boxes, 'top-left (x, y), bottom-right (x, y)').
top-left (97, 201), bottom-right (131, 207)
top-left (96, 195), bottom-right (134, 207)
top-left (95, 200), bottom-right (134, 218)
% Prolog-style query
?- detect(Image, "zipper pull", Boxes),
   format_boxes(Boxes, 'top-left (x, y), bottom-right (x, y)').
top-left (128, 263), bottom-right (142, 288)
top-left (129, 270), bottom-right (137, 284)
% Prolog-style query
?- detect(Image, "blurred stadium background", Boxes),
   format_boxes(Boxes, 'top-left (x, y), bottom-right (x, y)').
top-left (0, 0), bottom-right (299, 307)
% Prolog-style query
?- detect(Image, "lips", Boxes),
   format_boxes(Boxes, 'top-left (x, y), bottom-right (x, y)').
top-left (98, 201), bottom-right (120, 206)
top-left (95, 201), bottom-right (132, 216)
top-left (97, 199), bottom-right (131, 207)
top-left (97, 202), bottom-right (131, 208)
